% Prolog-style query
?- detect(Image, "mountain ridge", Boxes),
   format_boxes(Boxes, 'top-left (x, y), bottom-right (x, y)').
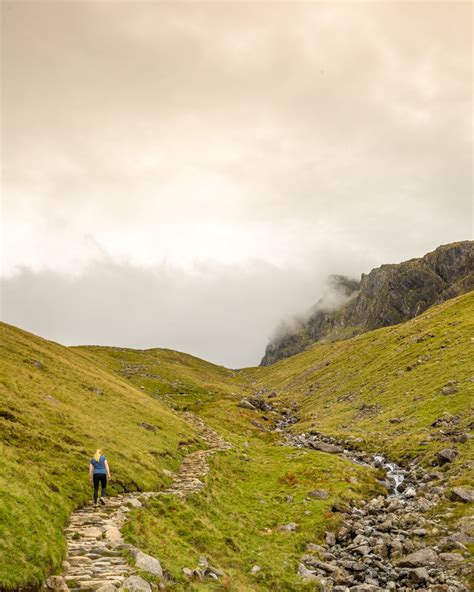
top-left (260, 240), bottom-right (474, 365)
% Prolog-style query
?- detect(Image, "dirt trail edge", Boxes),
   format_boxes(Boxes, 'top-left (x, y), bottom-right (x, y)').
top-left (45, 413), bottom-right (231, 592)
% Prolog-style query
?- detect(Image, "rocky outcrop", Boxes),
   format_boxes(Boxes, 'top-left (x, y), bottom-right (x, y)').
top-left (261, 241), bottom-right (474, 365)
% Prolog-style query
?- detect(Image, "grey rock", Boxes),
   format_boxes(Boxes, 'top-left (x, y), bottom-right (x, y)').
top-left (437, 448), bottom-right (457, 464)
top-left (277, 522), bottom-right (297, 532)
top-left (410, 567), bottom-right (429, 583)
top-left (441, 385), bottom-right (459, 395)
top-left (96, 585), bottom-right (116, 592)
top-left (309, 441), bottom-right (343, 454)
top-left (450, 487), bottom-right (474, 503)
top-left (238, 398), bottom-right (256, 410)
top-left (297, 563), bottom-right (318, 582)
top-left (45, 577), bottom-right (68, 592)
top-left (439, 552), bottom-right (464, 564)
top-left (308, 489), bottom-right (330, 499)
top-left (118, 576), bottom-right (152, 592)
top-left (398, 548), bottom-right (438, 567)
top-left (134, 550), bottom-right (163, 577)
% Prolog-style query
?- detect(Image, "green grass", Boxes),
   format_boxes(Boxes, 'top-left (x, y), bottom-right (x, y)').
top-left (124, 420), bottom-right (381, 591)
top-left (243, 292), bottom-right (474, 468)
top-left (76, 345), bottom-right (248, 399)
top-left (0, 323), bottom-right (198, 590)
top-left (1, 292), bottom-right (472, 590)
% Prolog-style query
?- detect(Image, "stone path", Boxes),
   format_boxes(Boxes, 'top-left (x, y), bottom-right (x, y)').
top-left (46, 413), bottom-right (230, 592)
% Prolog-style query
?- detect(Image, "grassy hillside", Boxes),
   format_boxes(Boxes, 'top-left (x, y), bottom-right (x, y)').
top-left (120, 394), bottom-right (381, 591)
top-left (244, 291), bottom-right (474, 470)
top-left (76, 345), bottom-right (248, 400)
top-left (1, 291), bottom-right (472, 591)
top-left (0, 323), bottom-right (198, 590)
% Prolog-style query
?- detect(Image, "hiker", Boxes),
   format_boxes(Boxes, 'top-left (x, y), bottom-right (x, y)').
top-left (89, 449), bottom-right (111, 507)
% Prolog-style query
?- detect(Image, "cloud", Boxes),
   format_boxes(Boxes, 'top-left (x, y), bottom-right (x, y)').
top-left (0, 259), bottom-right (353, 368)
top-left (1, 1), bottom-right (472, 364)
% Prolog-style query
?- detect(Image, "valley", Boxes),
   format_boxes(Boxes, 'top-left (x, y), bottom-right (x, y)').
top-left (0, 292), bottom-right (472, 591)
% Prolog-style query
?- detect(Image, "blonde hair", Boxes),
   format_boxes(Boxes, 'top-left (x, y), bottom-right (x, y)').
top-left (94, 449), bottom-right (102, 462)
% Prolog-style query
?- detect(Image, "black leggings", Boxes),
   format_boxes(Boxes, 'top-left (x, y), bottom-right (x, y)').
top-left (93, 473), bottom-right (107, 502)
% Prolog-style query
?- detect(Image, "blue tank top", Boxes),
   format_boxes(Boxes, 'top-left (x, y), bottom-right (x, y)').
top-left (90, 455), bottom-right (107, 474)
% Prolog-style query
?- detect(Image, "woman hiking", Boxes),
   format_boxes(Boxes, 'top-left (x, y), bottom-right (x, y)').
top-left (89, 449), bottom-right (111, 507)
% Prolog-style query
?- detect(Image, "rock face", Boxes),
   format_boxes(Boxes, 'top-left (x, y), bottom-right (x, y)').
top-left (261, 241), bottom-right (474, 365)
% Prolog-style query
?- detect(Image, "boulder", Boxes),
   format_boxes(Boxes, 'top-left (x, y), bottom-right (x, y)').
top-left (118, 576), bottom-right (152, 592)
top-left (238, 398), bottom-right (256, 410)
top-left (410, 567), bottom-right (429, 583)
top-left (105, 527), bottom-right (123, 546)
top-left (441, 385), bottom-right (459, 395)
top-left (127, 497), bottom-right (142, 508)
top-left (277, 522), bottom-right (297, 532)
top-left (450, 487), bottom-right (474, 503)
top-left (139, 422), bottom-right (157, 432)
top-left (437, 448), bottom-right (457, 464)
top-left (308, 489), bottom-right (330, 500)
top-left (45, 576), bottom-right (68, 592)
top-left (309, 441), bottom-right (343, 454)
top-left (134, 550), bottom-right (163, 577)
top-left (96, 585), bottom-right (116, 592)
top-left (439, 552), bottom-right (464, 564)
top-left (398, 548), bottom-right (438, 567)
top-left (297, 563), bottom-right (318, 582)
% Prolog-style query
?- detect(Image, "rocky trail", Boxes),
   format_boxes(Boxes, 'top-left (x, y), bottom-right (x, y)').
top-left (278, 419), bottom-right (472, 592)
top-left (44, 414), bottom-right (230, 592)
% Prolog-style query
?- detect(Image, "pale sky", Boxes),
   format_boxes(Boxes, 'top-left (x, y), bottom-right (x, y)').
top-left (1, 1), bottom-right (472, 367)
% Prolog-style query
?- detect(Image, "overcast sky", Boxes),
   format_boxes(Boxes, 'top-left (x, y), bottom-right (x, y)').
top-left (1, 1), bottom-right (472, 367)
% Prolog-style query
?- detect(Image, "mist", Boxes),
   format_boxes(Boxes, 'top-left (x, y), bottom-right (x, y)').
top-left (1, 259), bottom-right (360, 368)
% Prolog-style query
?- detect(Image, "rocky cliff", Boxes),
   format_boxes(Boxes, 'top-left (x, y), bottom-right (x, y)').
top-left (260, 240), bottom-right (474, 365)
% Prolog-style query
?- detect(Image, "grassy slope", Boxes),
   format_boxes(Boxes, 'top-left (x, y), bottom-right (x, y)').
top-left (85, 351), bottom-right (381, 590)
top-left (123, 395), bottom-right (382, 591)
top-left (243, 292), bottom-right (474, 469)
top-left (1, 292), bottom-right (472, 590)
top-left (76, 345), bottom-right (247, 400)
top-left (0, 323), bottom-right (198, 590)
